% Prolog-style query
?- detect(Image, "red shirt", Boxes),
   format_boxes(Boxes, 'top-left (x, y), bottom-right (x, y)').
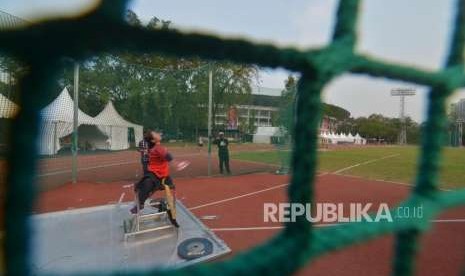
top-left (148, 144), bottom-right (170, 178)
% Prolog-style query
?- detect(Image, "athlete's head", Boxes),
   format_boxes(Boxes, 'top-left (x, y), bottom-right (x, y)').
top-left (219, 132), bottom-right (224, 138)
top-left (152, 132), bottom-right (162, 144)
top-left (143, 129), bottom-right (153, 141)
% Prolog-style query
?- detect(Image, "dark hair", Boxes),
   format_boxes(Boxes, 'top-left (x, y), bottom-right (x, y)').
top-left (144, 130), bottom-right (156, 149)
top-left (143, 129), bottom-right (153, 141)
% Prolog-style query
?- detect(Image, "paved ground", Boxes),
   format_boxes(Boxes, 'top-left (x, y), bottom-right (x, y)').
top-left (35, 172), bottom-right (465, 276)
top-left (23, 144), bottom-right (276, 190)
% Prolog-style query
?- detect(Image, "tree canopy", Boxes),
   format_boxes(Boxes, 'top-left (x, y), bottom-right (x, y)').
top-left (57, 10), bottom-right (257, 140)
top-left (337, 114), bottom-right (421, 144)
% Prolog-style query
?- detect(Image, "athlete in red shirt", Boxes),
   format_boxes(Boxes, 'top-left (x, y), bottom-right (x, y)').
top-left (148, 138), bottom-right (172, 179)
top-left (131, 133), bottom-right (178, 227)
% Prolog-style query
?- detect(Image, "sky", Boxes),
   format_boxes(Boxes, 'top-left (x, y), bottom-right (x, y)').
top-left (1, 0), bottom-right (465, 122)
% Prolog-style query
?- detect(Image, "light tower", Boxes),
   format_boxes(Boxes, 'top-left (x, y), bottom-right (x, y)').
top-left (457, 119), bottom-right (464, 147)
top-left (391, 88), bottom-right (416, 145)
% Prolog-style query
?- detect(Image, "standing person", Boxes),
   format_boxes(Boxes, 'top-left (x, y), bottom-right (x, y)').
top-left (137, 130), bottom-right (153, 175)
top-left (214, 132), bottom-right (231, 174)
top-left (197, 136), bottom-right (204, 153)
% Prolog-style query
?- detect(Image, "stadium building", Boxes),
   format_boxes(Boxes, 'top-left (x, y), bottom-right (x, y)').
top-left (213, 85), bottom-right (338, 133)
top-left (214, 94), bottom-right (279, 128)
top-left (451, 98), bottom-right (465, 120)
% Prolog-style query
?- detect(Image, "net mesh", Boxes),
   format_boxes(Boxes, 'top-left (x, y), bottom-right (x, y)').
top-left (1, 0), bottom-right (465, 275)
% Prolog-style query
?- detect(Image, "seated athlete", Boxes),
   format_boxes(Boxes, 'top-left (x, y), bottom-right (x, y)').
top-left (131, 132), bottom-right (176, 215)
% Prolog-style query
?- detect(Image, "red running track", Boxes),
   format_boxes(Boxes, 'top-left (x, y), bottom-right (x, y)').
top-left (35, 173), bottom-right (465, 276)
top-left (27, 146), bottom-right (277, 190)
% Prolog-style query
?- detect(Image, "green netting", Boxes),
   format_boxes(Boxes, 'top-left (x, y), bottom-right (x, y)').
top-left (1, 0), bottom-right (465, 275)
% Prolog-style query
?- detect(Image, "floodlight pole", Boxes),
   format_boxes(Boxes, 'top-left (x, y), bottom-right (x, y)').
top-left (72, 63), bottom-right (79, 184)
top-left (391, 88), bottom-right (416, 145)
top-left (457, 119), bottom-right (464, 147)
top-left (207, 68), bottom-right (213, 176)
top-left (399, 94), bottom-right (406, 144)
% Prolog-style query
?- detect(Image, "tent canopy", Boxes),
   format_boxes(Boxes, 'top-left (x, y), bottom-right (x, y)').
top-left (39, 88), bottom-right (106, 155)
top-left (0, 93), bottom-right (19, 119)
top-left (94, 101), bottom-right (141, 128)
top-left (94, 101), bottom-right (143, 150)
top-left (38, 89), bottom-right (143, 155)
top-left (41, 88), bottom-right (97, 125)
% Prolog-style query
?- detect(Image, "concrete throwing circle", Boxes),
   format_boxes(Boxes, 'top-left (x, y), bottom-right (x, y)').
top-left (177, 238), bottom-right (213, 260)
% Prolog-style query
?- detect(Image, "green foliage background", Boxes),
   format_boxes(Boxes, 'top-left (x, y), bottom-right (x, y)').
top-left (57, 10), bottom-right (258, 140)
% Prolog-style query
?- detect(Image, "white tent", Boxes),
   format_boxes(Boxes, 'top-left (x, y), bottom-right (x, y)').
top-left (340, 133), bottom-right (347, 142)
top-left (354, 133), bottom-right (366, 145)
top-left (253, 126), bottom-right (281, 144)
top-left (347, 132), bottom-right (355, 143)
top-left (0, 93), bottom-right (18, 119)
top-left (93, 101), bottom-right (143, 150)
top-left (38, 88), bottom-right (105, 155)
top-left (327, 132), bottom-right (338, 144)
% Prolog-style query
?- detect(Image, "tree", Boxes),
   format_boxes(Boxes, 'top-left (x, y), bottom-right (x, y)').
top-left (342, 114), bottom-right (420, 144)
top-left (278, 75), bottom-right (297, 135)
top-left (278, 75), bottom-right (351, 136)
top-left (0, 56), bottom-right (27, 102)
top-left (59, 10), bottom-right (258, 141)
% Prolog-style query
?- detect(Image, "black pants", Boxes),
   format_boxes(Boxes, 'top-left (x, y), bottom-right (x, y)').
top-left (134, 173), bottom-right (175, 207)
top-left (219, 151), bottom-right (230, 174)
top-left (141, 160), bottom-right (149, 175)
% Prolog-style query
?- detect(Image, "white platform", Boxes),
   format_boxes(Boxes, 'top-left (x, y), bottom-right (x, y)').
top-left (31, 201), bottom-right (231, 274)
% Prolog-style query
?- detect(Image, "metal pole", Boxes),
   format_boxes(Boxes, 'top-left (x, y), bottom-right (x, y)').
top-left (207, 68), bottom-right (213, 176)
top-left (400, 95), bottom-right (406, 145)
top-left (391, 88), bottom-right (415, 145)
top-left (72, 63), bottom-right (79, 184)
top-left (457, 121), bottom-right (463, 148)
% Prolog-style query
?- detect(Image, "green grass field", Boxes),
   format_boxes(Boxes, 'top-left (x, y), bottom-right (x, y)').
top-left (232, 146), bottom-right (465, 190)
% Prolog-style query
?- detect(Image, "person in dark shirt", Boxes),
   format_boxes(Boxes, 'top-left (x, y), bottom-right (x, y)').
top-left (137, 130), bottom-right (153, 175)
top-left (214, 132), bottom-right (231, 174)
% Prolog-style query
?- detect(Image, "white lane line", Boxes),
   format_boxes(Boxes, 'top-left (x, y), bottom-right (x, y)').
top-left (118, 192), bottom-right (126, 204)
top-left (210, 219), bottom-right (465, 232)
top-left (230, 159), bottom-right (280, 168)
top-left (189, 183), bottom-right (289, 211)
top-left (332, 154), bottom-right (400, 174)
top-left (211, 224), bottom-right (336, 232)
top-left (37, 153), bottom-right (203, 177)
top-left (212, 226), bottom-right (284, 231)
top-left (432, 219), bottom-right (465, 223)
top-left (38, 161), bottom-right (137, 177)
top-left (189, 173), bottom-right (329, 211)
top-left (332, 173), bottom-right (452, 192)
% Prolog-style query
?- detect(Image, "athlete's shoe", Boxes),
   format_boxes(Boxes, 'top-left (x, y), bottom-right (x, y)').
top-left (130, 204), bottom-right (144, 214)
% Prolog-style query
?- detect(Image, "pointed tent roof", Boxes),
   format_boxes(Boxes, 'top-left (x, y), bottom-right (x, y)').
top-left (41, 88), bottom-right (97, 124)
top-left (0, 93), bottom-right (19, 118)
top-left (94, 101), bottom-right (142, 128)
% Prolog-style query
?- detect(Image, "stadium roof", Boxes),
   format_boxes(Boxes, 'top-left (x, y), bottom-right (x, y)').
top-left (249, 84), bottom-right (283, 108)
top-left (251, 85), bottom-right (282, 96)
top-left (251, 94), bottom-right (280, 107)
